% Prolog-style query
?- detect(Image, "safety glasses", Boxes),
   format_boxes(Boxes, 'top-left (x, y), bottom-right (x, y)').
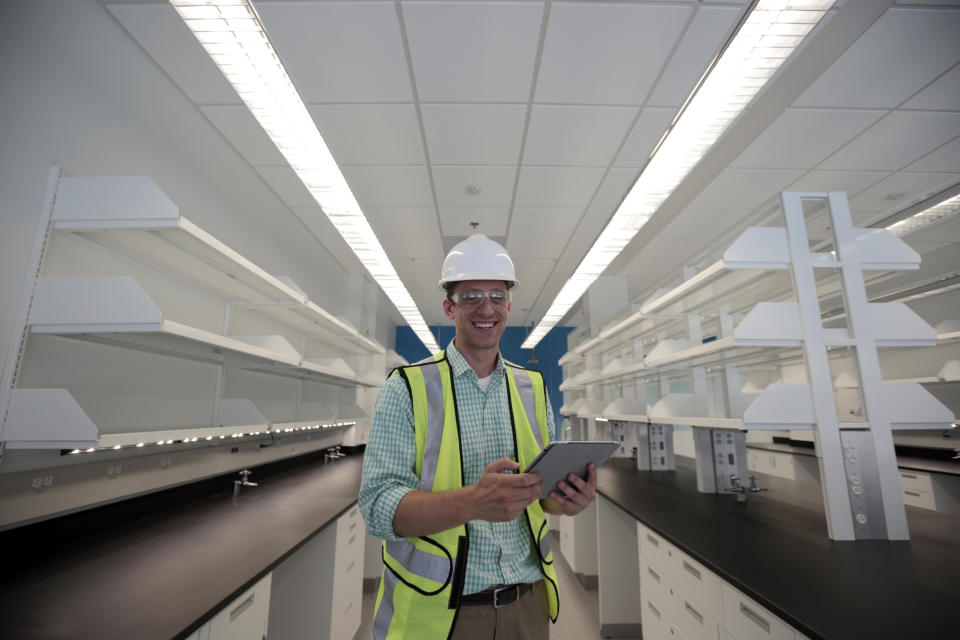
top-left (450, 289), bottom-right (511, 308)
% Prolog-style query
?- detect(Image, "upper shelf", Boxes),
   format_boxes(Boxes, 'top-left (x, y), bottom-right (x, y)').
top-left (50, 177), bottom-right (382, 354)
top-left (640, 227), bottom-right (919, 317)
top-left (28, 277), bottom-right (378, 387)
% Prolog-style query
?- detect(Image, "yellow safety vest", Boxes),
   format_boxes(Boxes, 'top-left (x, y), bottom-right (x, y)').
top-left (372, 351), bottom-right (560, 640)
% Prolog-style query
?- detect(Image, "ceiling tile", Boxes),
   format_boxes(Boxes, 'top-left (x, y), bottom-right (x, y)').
top-left (732, 109), bottom-right (886, 169)
top-left (906, 217), bottom-right (960, 244)
top-left (786, 170), bottom-right (890, 196)
top-left (432, 166), bottom-right (516, 206)
top-left (647, 5), bottom-right (743, 107)
top-left (255, 166), bottom-right (315, 208)
top-left (308, 104), bottom-right (425, 165)
top-left (613, 108), bottom-right (677, 168)
top-left (535, 3), bottom-right (692, 105)
top-left (290, 206), bottom-right (338, 237)
top-left (402, 1), bottom-right (544, 102)
top-left (256, 2), bottom-right (412, 102)
top-left (200, 105), bottom-right (286, 166)
top-left (364, 206), bottom-right (440, 236)
top-left (903, 63), bottom-right (960, 110)
top-left (523, 106), bottom-right (638, 166)
top-left (819, 111), bottom-right (960, 171)
top-left (107, 3), bottom-right (240, 104)
top-left (794, 8), bottom-right (960, 108)
top-left (514, 167), bottom-right (606, 208)
top-left (688, 168), bottom-right (806, 210)
top-left (340, 165), bottom-right (435, 207)
top-left (592, 168), bottom-right (640, 209)
top-left (438, 206), bottom-right (509, 236)
top-left (379, 234), bottom-right (444, 259)
top-left (659, 209), bottom-right (750, 239)
top-left (506, 235), bottom-right (570, 260)
top-left (515, 258), bottom-right (557, 285)
top-left (904, 136), bottom-right (960, 173)
top-left (509, 207), bottom-right (583, 237)
top-left (848, 172), bottom-right (959, 215)
top-left (420, 104), bottom-right (527, 165)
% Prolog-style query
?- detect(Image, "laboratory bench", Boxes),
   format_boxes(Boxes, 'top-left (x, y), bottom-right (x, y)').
top-left (745, 440), bottom-right (960, 477)
top-left (0, 453), bottom-right (364, 640)
top-left (595, 457), bottom-right (960, 640)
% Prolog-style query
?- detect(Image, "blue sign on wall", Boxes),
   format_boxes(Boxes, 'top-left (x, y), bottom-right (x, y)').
top-left (393, 325), bottom-right (574, 440)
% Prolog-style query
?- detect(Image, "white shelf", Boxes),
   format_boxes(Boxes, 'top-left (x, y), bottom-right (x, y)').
top-left (28, 277), bottom-right (371, 387)
top-left (559, 398), bottom-right (586, 416)
top-left (576, 398), bottom-right (608, 419)
top-left (558, 351), bottom-right (581, 366)
top-left (601, 397), bottom-right (649, 422)
top-left (52, 176), bottom-right (305, 306)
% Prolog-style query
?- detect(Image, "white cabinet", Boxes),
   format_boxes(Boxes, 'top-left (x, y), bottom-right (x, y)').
top-left (556, 499), bottom-right (598, 579)
top-left (721, 583), bottom-right (796, 640)
top-left (268, 505), bottom-right (365, 640)
top-left (898, 469), bottom-right (960, 514)
top-left (208, 575), bottom-right (272, 640)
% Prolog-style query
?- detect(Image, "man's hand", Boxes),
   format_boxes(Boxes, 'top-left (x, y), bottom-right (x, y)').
top-left (465, 457), bottom-right (544, 522)
top-left (542, 463), bottom-right (597, 516)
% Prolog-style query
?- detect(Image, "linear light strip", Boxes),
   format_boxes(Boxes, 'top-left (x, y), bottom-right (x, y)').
top-left (886, 193), bottom-right (960, 238)
top-left (522, 0), bottom-right (837, 349)
top-left (170, 0), bottom-right (440, 354)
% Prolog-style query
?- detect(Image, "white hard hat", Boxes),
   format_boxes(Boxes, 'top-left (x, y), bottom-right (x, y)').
top-left (439, 234), bottom-right (517, 289)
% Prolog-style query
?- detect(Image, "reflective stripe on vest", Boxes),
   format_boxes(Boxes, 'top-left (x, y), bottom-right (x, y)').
top-left (374, 353), bottom-right (559, 639)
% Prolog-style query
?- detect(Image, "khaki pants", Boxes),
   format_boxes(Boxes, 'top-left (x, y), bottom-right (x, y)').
top-left (450, 580), bottom-right (550, 640)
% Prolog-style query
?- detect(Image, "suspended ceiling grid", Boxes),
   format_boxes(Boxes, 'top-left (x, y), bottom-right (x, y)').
top-left (103, 0), bottom-right (960, 328)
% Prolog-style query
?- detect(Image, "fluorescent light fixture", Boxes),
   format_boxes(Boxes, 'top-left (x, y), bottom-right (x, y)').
top-left (171, 0), bottom-right (440, 354)
top-left (523, 0), bottom-right (836, 349)
top-left (886, 193), bottom-right (960, 238)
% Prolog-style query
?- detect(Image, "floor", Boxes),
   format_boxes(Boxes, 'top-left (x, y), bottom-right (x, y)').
top-left (354, 533), bottom-right (640, 639)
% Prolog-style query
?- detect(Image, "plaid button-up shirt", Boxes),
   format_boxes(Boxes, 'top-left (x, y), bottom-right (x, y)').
top-left (359, 341), bottom-right (555, 594)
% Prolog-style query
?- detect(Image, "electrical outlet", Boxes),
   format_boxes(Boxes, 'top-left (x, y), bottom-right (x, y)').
top-left (31, 477), bottom-right (42, 490)
top-left (107, 465), bottom-right (123, 478)
top-left (160, 457), bottom-right (172, 469)
top-left (43, 475), bottom-right (54, 487)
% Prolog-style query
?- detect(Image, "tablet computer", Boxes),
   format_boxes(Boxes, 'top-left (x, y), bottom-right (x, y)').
top-left (524, 441), bottom-right (619, 499)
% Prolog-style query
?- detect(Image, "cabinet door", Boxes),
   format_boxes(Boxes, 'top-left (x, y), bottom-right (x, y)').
top-left (208, 574), bottom-right (271, 640)
top-left (332, 506), bottom-right (364, 640)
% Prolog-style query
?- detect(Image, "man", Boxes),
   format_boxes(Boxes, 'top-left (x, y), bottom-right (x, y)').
top-left (359, 234), bottom-right (598, 639)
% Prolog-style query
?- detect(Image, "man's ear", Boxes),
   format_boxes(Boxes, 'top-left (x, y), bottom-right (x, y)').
top-left (442, 298), bottom-right (455, 319)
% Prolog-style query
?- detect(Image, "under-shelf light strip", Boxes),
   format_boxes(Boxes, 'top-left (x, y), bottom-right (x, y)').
top-left (522, 0), bottom-right (836, 349)
top-left (67, 421), bottom-right (355, 454)
top-left (169, 0), bottom-right (439, 354)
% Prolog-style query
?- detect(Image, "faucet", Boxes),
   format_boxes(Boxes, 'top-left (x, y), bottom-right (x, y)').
top-left (233, 469), bottom-right (258, 498)
top-left (724, 474), bottom-right (766, 503)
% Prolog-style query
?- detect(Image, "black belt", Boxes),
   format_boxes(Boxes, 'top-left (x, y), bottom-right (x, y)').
top-left (461, 583), bottom-right (532, 608)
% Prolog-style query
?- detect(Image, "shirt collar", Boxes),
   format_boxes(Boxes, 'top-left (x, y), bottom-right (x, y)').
top-left (445, 340), bottom-right (504, 381)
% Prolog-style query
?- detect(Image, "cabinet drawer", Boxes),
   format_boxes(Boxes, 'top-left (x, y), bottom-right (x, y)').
top-left (671, 550), bottom-right (723, 623)
top-left (641, 558), bottom-right (674, 618)
top-left (336, 505), bottom-right (361, 549)
top-left (722, 583), bottom-right (795, 640)
top-left (899, 471), bottom-right (933, 493)
top-left (208, 574), bottom-right (271, 640)
top-left (674, 593), bottom-right (721, 640)
top-left (642, 588), bottom-right (691, 640)
top-left (902, 488), bottom-right (936, 510)
top-left (640, 523), bottom-right (672, 573)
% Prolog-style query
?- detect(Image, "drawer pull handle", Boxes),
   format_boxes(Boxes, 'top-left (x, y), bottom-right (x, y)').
top-left (740, 602), bottom-right (770, 633)
top-left (343, 600), bottom-right (353, 614)
top-left (646, 534), bottom-right (659, 548)
top-left (349, 521), bottom-right (358, 532)
top-left (348, 534), bottom-right (357, 546)
top-left (647, 567), bottom-right (660, 582)
top-left (901, 473), bottom-right (917, 479)
top-left (229, 593), bottom-right (256, 622)
top-left (682, 560), bottom-right (701, 581)
top-left (904, 490), bottom-right (921, 497)
top-left (347, 561), bottom-right (355, 573)
top-left (684, 601), bottom-right (703, 625)
top-left (647, 602), bottom-right (661, 620)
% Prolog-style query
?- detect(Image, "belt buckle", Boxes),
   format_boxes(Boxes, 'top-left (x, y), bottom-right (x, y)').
top-left (492, 584), bottom-right (515, 608)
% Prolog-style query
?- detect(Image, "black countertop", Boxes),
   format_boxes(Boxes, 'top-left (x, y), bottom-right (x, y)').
top-left (0, 455), bottom-right (363, 640)
top-left (746, 441), bottom-right (960, 476)
top-left (598, 458), bottom-right (960, 640)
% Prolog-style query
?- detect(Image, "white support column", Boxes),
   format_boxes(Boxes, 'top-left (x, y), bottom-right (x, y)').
top-left (827, 191), bottom-right (909, 540)
top-left (781, 192), bottom-right (856, 541)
